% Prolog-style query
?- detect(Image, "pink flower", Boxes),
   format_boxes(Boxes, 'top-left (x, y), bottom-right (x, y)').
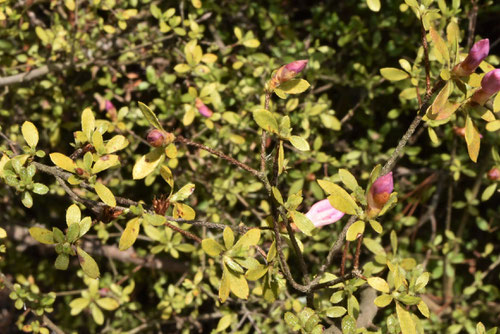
top-left (367, 172), bottom-right (393, 217)
top-left (453, 39), bottom-right (489, 77)
top-left (105, 100), bottom-right (116, 112)
top-left (471, 69), bottom-right (500, 105)
top-left (195, 98), bottom-right (213, 117)
top-left (487, 167), bottom-right (500, 181)
top-left (269, 59), bottom-right (308, 90)
top-left (305, 199), bottom-right (345, 228)
top-left (147, 129), bottom-right (167, 147)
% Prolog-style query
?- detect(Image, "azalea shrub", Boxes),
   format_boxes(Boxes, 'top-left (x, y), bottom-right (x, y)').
top-left (1, 0), bottom-right (500, 333)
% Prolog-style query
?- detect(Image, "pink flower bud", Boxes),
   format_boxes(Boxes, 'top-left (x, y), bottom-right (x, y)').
top-left (471, 69), bottom-right (500, 105)
top-left (305, 199), bottom-right (345, 228)
top-left (453, 39), bottom-right (489, 76)
top-left (195, 98), bottom-right (213, 117)
top-left (367, 172), bottom-right (394, 217)
top-left (487, 167), bottom-right (500, 181)
top-left (147, 129), bottom-right (167, 147)
top-left (269, 59), bottom-right (308, 90)
top-left (105, 100), bottom-right (116, 112)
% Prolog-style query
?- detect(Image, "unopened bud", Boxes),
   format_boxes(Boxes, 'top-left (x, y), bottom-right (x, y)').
top-left (195, 98), bottom-right (213, 117)
top-left (366, 172), bottom-right (394, 218)
top-left (487, 167), bottom-right (500, 181)
top-left (147, 129), bottom-right (168, 147)
top-left (269, 59), bottom-right (308, 90)
top-left (453, 39), bottom-right (489, 77)
top-left (471, 69), bottom-right (500, 105)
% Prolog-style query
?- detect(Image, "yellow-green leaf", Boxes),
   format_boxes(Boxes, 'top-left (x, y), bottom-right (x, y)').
top-left (367, 277), bottom-right (390, 293)
top-left (380, 68), bottom-right (409, 81)
top-left (219, 270), bottom-right (230, 303)
top-left (66, 204), bottom-right (81, 226)
top-left (0, 227), bottom-right (6, 238)
top-left (415, 272), bottom-right (430, 290)
top-left (69, 297), bottom-right (90, 315)
top-left (90, 303), bottom-right (104, 325)
top-left (486, 120), bottom-right (500, 132)
top-left (243, 39), bottom-right (260, 48)
top-left (278, 79), bottom-right (310, 94)
top-left (92, 154), bottom-right (119, 174)
top-left (396, 302), bottom-right (416, 334)
top-left (77, 246), bottom-right (100, 279)
top-left (106, 135), bottom-right (129, 153)
top-left (138, 102), bottom-right (163, 130)
top-left (233, 228), bottom-right (260, 249)
top-left (94, 182), bottom-right (116, 207)
top-left (417, 300), bottom-right (430, 318)
top-left (22, 121), bottom-right (39, 148)
top-left (374, 294), bottom-right (393, 307)
top-left (216, 314), bottom-right (232, 332)
top-left (29, 227), bottom-right (55, 244)
top-left (96, 297), bottom-right (119, 311)
top-left (289, 135), bottom-right (310, 151)
top-left (465, 115), bottom-right (480, 162)
top-left (223, 226), bottom-right (234, 249)
top-left (318, 181), bottom-right (358, 215)
top-left (326, 306), bottom-right (347, 318)
top-left (368, 219), bottom-right (383, 233)
top-left (132, 147), bottom-right (164, 180)
top-left (367, 0), bottom-right (381, 12)
top-left (81, 108), bottom-right (95, 141)
top-left (290, 211), bottom-right (315, 236)
top-left (174, 63), bottom-right (191, 73)
top-left (339, 169), bottom-right (358, 191)
top-left (346, 220), bottom-right (365, 241)
top-left (119, 218), bottom-right (141, 251)
top-left (430, 81), bottom-right (451, 117)
top-left (253, 109), bottom-right (279, 134)
top-left (50, 153), bottom-right (76, 172)
top-left (227, 271), bottom-right (249, 299)
top-left (430, 26), bottom-right (450, 64)
top-left (202, 238), bottom-right (225, 257)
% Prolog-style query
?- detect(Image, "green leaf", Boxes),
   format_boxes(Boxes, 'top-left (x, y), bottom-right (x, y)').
top-left (341, 314), bottom-right (356, 334)
top-left (430, 26), bottom-right (450, 64)
top-left (367, 277), bottom-right (390, 293)
top-left (285, 312), bottom-right (300, 330)
top-left (90, 302), bottom-right (104, 325)
top-left (106, 135), bottom-right (129, 153)
top-left (96, 297), bottom-right (119, 311)
top-left (246, 264), bottom-right (268, 281)
top-left (368, 219), bottom-right (383, 233)
top-left (171, 183), bottom-right (195, 202)
top-left (50, 153), bottom-right (76, 172)
top-left (32, 183), bottom-right (49, 195)
top-left (396, 302), bottom-right (416, 334)
top-left (202, 238), bottom-right (225, 257)
top-left (216, 314), bottom-right (232, 332)
top-left (481, 183), bottom-right (497, 201)
top-left (66, 204), bottom-right (81, 226)
top-left (289, 135), bottom-right (310, 151)
top-left (374, 294), bottom-right (393, 307)
top-left (415, 272), bottom-right (430, 291)
top-left (346, 220), bottom-right (365, 241)
top-left (144, 213), bottom-right (166, 226)
top-left (92, 155), bottom-right (119, 174)
top-left (67, 223), bottom-right (80, 243)
top-left (326, 306), bottom-right (347, 318)
top-left (22, 121), bottom-right (39, 148)
top-left (367, 0), bottom-right (381, 12)
top-left (272, 187), bottom-right (284, 204)
top-left (77, 246), bottom-right (100, 279)
top-left (318, 180), bottom-right (359, 215)
top-left (69, 297), bottom-right (90, 315)
top-left (253, 109), bottom-right (279, 134)
top-left (233, 228), bottom-right (260, 249)
top-left (380, 68), bottom-right (409, 81)
top-left (138, 102), bottom-right (163, 130)
top-left (21, 191), bottom-right (33, 208)
top-left (79, 217), bottom-right (92, 237)
top-left (227, 270), bottom-right (249, 299)
top-left (465, 115), bottom-right (480, 162)
top-left (54, 254), bottom-right (69, 270)
top-left (81, 108), bottom-right (95, 141)
top-left (339, 169), bottom-right (358, 191)
top-left (223, 227), bottom-right (234, 249)
top-left (219, 270), bottom-right (230, 303)
top-left (290, 211), bottom-right (315, 236)
top-left (29, 227), bottom-right (54, 244)
top-left (132, 148), bottom-right (164, 180)
top-left (278, 79), bottom-right (310, 94)
top-left (94, 182), bottom-right (116, 207)
top-left (224, 256), bottom-right (245, 274)
top-left (119, 218), bottom-right (141, 251)
top-left (243, 38), bottom-right (260, 48)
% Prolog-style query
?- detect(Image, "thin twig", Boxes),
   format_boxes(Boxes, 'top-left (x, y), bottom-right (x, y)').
top-left (164, 221), bottom-right (202, 243)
